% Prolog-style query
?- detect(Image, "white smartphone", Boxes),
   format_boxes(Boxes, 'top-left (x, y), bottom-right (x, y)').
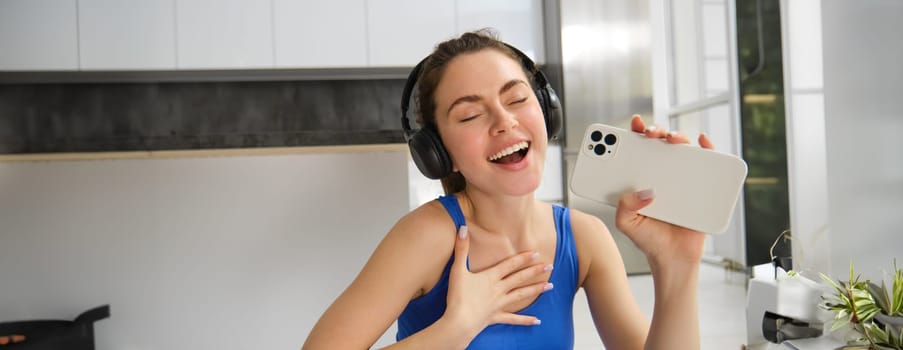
top-left (569, 123), bottom-right (748, 234)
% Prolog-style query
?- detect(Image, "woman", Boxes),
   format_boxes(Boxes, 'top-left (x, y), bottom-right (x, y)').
top-left (303, 29), bottom-right (712, 350)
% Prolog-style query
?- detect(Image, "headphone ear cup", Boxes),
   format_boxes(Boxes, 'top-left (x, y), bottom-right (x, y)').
top-left (407, 128), bottom-right (452, 179)
top-left (538, 85), bottom-right (563, 140)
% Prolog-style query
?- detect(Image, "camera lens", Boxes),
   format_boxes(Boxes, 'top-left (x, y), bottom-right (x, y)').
top-left (604, 134), bottom-right (617, 146)
top-left (591, 131), bottom-right (603, 142)
top-left (593, 144), bottom-right (606, 155)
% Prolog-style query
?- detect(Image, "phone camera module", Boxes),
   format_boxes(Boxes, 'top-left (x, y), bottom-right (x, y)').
top-left (590, 130), bottom-right (603, 142)
top-left (604, 134), bottom-right (617, 146)
top-left (593, 144), bottom-right (606, 155)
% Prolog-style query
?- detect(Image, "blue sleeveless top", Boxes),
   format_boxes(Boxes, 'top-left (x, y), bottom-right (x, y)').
top-left (396, 195), bottom-right (579, 349)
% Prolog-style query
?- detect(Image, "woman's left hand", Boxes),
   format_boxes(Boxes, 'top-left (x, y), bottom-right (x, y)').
top-left (614, 115), bottom-right (715, 265)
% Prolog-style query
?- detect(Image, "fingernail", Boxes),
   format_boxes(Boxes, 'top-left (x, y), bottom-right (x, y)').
top-left (668, 131), bottom-right (677, 137)
top-left (544, 264), bottom-right (554, 272)
top-left (458, 225), bottom-right (468, 239)
top-left (644, 125), bottom-right (657, 133)
top-left (544, 283), bottom-right (554, 291)
top-left (533, 318), bottom-right (542, 325)
top-left (637, 189), bottom-right (655, 201)
top-left (531, 252), bottom-right (540, 260)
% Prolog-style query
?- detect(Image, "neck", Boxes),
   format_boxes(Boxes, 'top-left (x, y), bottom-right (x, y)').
top-left (458, 187), bottom-right (537, 241)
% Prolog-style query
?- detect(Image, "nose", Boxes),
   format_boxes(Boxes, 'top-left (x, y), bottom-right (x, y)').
top-left (489, 108), bottom-right (519, 136)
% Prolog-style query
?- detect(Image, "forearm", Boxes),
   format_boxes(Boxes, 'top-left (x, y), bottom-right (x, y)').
top-left (380, 315), bottom-right (477, 350)
top-left (644, 258), bottom-right (701, 350)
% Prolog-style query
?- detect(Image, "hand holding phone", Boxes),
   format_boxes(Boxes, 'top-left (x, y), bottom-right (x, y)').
top-left (570, 123), bottom-right (747, 234)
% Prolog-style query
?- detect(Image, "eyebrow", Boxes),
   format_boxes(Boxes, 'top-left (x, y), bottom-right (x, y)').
top-left (445, 79), bottom-right (529, 116)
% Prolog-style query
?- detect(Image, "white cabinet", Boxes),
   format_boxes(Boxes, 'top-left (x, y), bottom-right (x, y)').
top-left (176, 0), bottom-right (274, 69)
top-left (456, 0), bottom-right (545, 64)
top-left (0, 1), bottom-right (546, 71)
top-left (78, 0), bottom-right (176, 70)
top-left (274, 0), bottom-right (367, 68)
top-left (0, 0), bottom-right (79, 71)
top-left (367, 0), bottom-right (456, 67)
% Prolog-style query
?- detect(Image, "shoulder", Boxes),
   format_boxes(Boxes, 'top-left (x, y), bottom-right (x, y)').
top-left (567, 207), bottom-right (611, 245)
top-left (392, 199), bottom-right (456, 241)
top-left (380, 199), bottom-right (457, 267)
top-left (565, 207), bottom-right (618, 287)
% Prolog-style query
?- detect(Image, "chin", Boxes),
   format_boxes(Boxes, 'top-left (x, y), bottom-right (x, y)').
top-left (498, 174), bottom-right (543, 197)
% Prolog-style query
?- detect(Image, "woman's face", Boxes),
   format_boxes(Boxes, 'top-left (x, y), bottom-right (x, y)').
top-left (433, 49), bottom-right (548, 196)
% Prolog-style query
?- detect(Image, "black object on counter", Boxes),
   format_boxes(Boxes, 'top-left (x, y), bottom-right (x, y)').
top-left (0, 305), bottom-right (109, 350)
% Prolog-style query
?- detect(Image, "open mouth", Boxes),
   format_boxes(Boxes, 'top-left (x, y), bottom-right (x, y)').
top-left (488, 141), bottom-right (530, 164)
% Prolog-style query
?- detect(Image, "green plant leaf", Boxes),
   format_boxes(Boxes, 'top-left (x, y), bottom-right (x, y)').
top-left (887, 322), bottom-right (902, 348)
top-left (893, 260), bottom-right (903, 316)
top-left (871, 281), bottom-right (892, 315)
top-left (831, 317), bottom-right (851, 332)
top-left (821, 260), bottom-right (903, 349)
top-left (851, 261), bottom-right (856, 287)
top-left (865, 322), bottom-right (889, 345)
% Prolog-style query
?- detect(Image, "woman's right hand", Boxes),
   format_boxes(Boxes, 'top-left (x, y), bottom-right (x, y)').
top-left (442, 225), bottom-right (553, 337)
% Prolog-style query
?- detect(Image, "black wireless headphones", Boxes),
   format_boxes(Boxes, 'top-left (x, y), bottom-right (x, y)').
top-left (400, 43), bottom-right (563, 180)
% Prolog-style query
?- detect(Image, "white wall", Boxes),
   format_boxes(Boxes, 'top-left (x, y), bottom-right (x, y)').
top-left (821, 0), bottom-right (903, 279)
top-left (0, 149), bottom-right (409, 349)
top-left (783, 0), bottom-right (903, 279)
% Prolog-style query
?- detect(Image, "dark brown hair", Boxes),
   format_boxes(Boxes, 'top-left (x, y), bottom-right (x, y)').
top-left (414, 29), bottom-right (532, 194)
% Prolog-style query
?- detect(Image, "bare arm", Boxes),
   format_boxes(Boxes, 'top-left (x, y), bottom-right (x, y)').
top-left (572, 209), bottom-right (648, 349)
top-left (644, 252), bottom-right (700, 350)
top-left (573, 207), bottom-right (702, 350)
top-left (302, 204), bottom-right (457, 349)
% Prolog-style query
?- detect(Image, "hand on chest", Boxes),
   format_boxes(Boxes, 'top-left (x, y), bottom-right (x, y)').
top-left (465, 224), bottom-right (558, 313)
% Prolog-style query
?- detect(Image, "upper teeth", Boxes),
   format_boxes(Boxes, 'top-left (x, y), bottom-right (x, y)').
top-left (489, 141), bottom-right (529, 161)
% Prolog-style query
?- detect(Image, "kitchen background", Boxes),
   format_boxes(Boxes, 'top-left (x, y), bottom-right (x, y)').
top-left (1, 0), bottom-right (901, 349)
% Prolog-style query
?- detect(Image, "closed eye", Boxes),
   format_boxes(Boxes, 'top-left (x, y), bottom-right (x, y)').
top-left (509, 97), bottom-right (528, 105)
top-left (460, 115), bottom-right (480, 123)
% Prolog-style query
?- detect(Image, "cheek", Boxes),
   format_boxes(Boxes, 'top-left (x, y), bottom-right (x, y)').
top-left (441, 131), bottom-right (484, 167)
top-left (449, 138), bottom-right (483, 162)
top-left (522, 101), bottom-right (546, 129)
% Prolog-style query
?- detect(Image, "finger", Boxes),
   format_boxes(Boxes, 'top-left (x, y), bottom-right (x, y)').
top-left (615, 189), bottom-right (655, 224)
top-left (452, 225), bottom-right (470, 273)
top-left (493, 313), bottom-right (542, 326)
top-left (500, 262), bottom-right (552, 290)
top-left (11, 335), bottom-right (24, 343)
top-left (503, 281), bottom-right (554, 306)
top-left (664, 131), bottom-right (690, 144)
top-left (0, 336), bottom-right (9, 345)
top-left (644, 124), bottom-right (669, 139)
top-left (630, 114), bottom-right (646, 133)
top-left (490, 250), bottom-right (540, 280)
top-left (698, 133), bottom-right (715, 150)
top-left (619, 189), bottom-right (655, 212)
